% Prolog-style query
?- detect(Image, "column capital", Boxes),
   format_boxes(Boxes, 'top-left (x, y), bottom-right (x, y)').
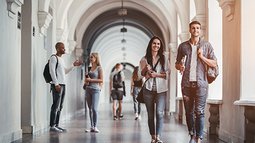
top-left (7, 0), bottom-right (23, 18)
top-left (218, 0), bottom-right (235, 21)
top-left (38, 11), bottom-right (52, 36)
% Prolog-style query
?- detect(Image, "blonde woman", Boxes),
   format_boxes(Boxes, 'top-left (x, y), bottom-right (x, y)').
top-left (84, 53), bottom-right (103, 133)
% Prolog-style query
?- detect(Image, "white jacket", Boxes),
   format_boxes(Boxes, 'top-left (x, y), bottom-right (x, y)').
top-left (138, 56), bottom-right (170, 93)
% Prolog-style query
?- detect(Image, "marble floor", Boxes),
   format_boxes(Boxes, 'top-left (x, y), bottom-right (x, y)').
top-left (13, 102), bottom-right (225, 143)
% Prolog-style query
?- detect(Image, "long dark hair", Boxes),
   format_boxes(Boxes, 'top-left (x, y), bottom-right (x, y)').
top-left (145, 36), bottom-right (165, 68)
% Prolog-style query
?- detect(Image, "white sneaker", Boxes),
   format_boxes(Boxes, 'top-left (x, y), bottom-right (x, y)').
top-left (85, 127), bottom-right (94, 132)
top-left (135, 113), bottom-right (139, 120)
top-left (94, 127), bottom-right (100, 133)
top-left (138, 115), bottom-right (141, 120)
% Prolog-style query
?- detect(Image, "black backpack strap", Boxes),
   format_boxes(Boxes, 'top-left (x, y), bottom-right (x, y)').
top-left (152, 59), bottom-right (160, 71)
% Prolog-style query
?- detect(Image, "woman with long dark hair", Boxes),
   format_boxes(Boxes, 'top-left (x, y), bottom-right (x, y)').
top-left (139, 36), bottom-right (170, 143)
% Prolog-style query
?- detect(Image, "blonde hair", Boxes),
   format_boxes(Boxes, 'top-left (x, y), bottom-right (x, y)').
top-left (91, 52), bottom-right (101, 66)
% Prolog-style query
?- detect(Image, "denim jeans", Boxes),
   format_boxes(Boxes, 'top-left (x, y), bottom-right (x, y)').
top-left (143, 88), bottom-right (166, 136)
top-left (50, 84), bottom-right (66, 127)
top-left (132, 87), bottom-right (141, 114)
top-left (85, 87), bottom-right (100, 128)
top-left (182, 85), bottom-right (208, 139)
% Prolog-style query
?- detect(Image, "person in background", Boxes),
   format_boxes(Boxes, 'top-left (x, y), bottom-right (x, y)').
top-left (110, 63), bottom-right (125, 120)
top-left (49, 42), bottom-right (82, 132)
top-left (130, 66), bottom-right (143, 120)
top-left (139, 36), bottom-right (170, 143)
top-left (84, 52), bottom-right (103, 133)
top-left (175, 21), bottom-right (217, 143)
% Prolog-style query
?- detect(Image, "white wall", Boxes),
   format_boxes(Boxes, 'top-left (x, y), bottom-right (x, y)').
top-left (208, 0), bottom-right (222, 100)
top-left (240, 0), bottom-right (255, 101)
top-left (20, 0), bottom-right (84, 134)
top-left (0, 1), bottom-right (22, 142)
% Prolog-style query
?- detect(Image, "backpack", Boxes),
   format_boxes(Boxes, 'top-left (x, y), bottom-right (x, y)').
top-left (43, 55), bottom-right (58, 83)
top-left (113, 71), bottom-right (123, 89)
top-left (207, 63), bottom-right (219, 84)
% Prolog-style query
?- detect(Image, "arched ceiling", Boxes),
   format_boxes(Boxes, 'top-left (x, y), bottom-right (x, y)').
top-left (43, 0), bottom-right (193, 81)
top-left (72, 1), bottom-right (173, 78)
top-left (81, 7), bottom-right (164, 73)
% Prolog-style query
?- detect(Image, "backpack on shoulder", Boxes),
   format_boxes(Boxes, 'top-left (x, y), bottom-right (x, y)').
top-left (43, 55), bottom-right (58, 83)
top-left (113, 71), bottom-right (123, 89)
top-left (207, 63), bottom-right (219, 84)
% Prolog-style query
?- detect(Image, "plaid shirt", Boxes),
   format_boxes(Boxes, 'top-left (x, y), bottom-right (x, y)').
top-left (175, 39), bottom-right (217, 88)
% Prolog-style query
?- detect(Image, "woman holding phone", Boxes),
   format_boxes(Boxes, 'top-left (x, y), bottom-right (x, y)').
top-left (84, 53), bottom-right (103, 133)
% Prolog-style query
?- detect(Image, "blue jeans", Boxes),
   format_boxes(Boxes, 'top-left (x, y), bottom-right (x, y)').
top-left (133, 87), bottom-right (141, 114)
top-left (182, 85), bottom-right (208, 139)
top-left (50, 84), bottom-right (66, 127)
top-left (143, 88), bottom-right (166, 136)
top-left (85, 87), bottom-right (100, 128)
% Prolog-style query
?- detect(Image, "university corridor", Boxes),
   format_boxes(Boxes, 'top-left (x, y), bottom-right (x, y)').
top-left (2, 1), bottom-right (255, 142)
top-left (13, 102), bottom-right (224, 143)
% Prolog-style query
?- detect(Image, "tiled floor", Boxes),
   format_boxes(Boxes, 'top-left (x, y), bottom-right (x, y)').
top-left (13, 103), bottom-right (225, 143)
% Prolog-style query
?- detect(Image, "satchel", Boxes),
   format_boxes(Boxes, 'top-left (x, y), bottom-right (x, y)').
top-left (207, 64), bottom-right (219, 84)
top-left (83, 83), bottom-right (87, 90)
top-left (136, 59), bottom-right (160, 103)
top-left (136, 86), bottom-right (145, 103)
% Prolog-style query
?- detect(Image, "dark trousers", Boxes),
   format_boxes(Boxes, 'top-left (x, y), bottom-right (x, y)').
top-left (50, 84), bottom-right (66, 127)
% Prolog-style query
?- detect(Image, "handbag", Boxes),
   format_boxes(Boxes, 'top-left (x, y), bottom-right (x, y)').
top-left (83, 83), bottom-right (87, 90)
top-left (206, 63), bottom-right (219, 84)
top-left (136, 88), bottom-right (144, 103)
top-left (136, 80), bottom-right (148, 103)
top-left (136, 59), bottom-right (160, 103)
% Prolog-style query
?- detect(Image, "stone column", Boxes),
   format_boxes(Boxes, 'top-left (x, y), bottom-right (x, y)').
top-left (174, 32), bottom-right (188, 124)
top-left (207, 99), bottom-right (222, 135)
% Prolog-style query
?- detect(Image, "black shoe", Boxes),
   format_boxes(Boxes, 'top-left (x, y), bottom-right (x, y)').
top-left (113, 116), bottom-right (118, 120)
top-left (56, 126), bottom-right (67, 132)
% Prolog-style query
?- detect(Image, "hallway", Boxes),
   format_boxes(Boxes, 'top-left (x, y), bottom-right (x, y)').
top-left (13, 103), bottom-right (224, 143)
